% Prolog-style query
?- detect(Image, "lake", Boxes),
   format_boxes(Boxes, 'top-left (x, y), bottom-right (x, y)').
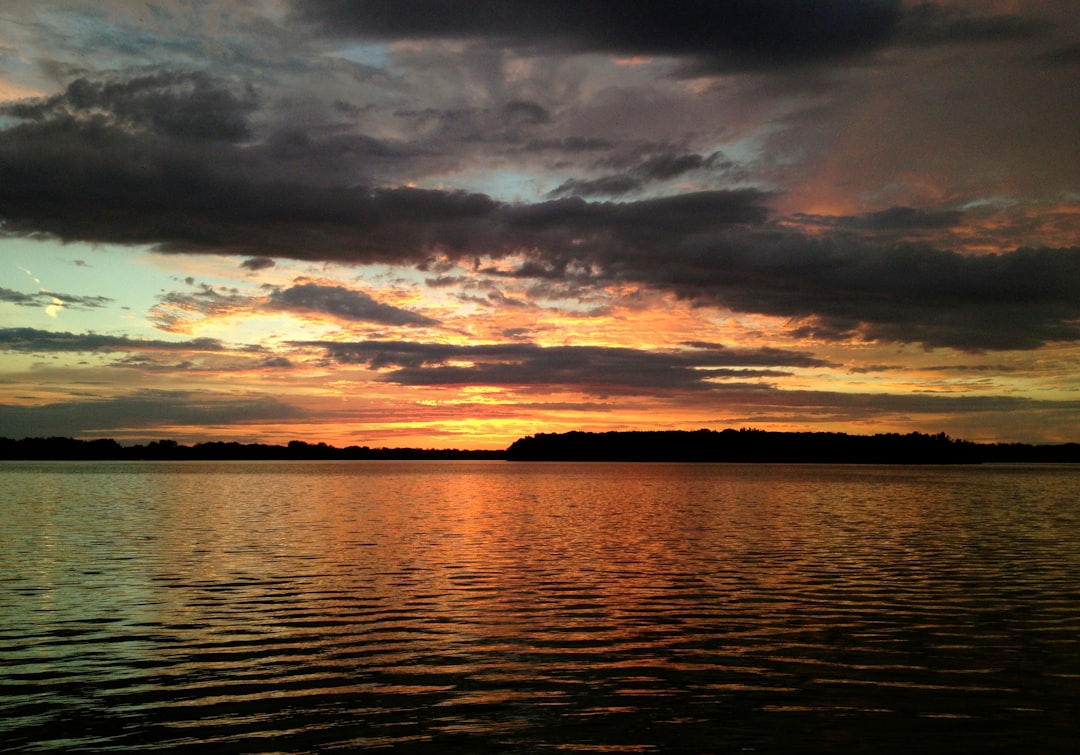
top-left (1, 461), bottom-right (1078, 753)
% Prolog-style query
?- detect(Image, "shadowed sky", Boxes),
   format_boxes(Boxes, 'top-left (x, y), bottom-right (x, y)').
top-left (0, 1), bottom-right (1078, 447)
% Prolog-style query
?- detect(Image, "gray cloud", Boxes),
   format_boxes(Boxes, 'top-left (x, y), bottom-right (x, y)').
top-left (710, 387), bottom-right (1080, 425)
top-left (1039, 43), bottom-right (1080, 65)
top-left (0, 289), bottom-right (39, 306)
top-left (0, 70), bottom-right (480, 257)
top-left (549, 149), bottom-right (738, 197)
top-left (0, 288), bottom-right (112, 309)
top-left (5, 71), bottom-right (256, 142)
top-left (267, 283), bottom-right (439, 326)
top-left (846, 206), bottom-right (965, 231)
top-left (495, 229), bottom-right (1080, 351)
top-left (240, 257), bottom-right (276, 271)
top-left (292, 337), bottom-right (1080, 434)
top-left (0, 2), bottom-right (1075, 446)
top-left (0, 100), bottom-right (501, 259)
top-left (2, 63), bottom-right (1077, 353)
top-left (300, 339), bottom-right (829, 394)
top-left (106, 352), bottom-right (292, 374)
top-left (523, 136), bottom-right (617, 153)
top-left (548, 175), bottom-right (643, 199)
top-left (898, 5), bottom-right (1050, 47)
top-left (0, 90), bottom-right (767, 259)
top-left (0, 389), bottom-right (304, 439)
top-left (293, 0), bottom-right (904, 71)
top-left (0, 103), bottom-right (498, 258)
top-left (504, 100), bottom-right (551, 125)
top-left (0, 328), bottom-right (224, 353)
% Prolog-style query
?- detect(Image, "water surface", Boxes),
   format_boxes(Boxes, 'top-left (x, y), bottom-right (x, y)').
top-left (2, 461), bottom-right (1078, 752)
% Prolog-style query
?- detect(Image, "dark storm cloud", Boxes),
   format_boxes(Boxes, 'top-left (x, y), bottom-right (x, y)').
top-left (898, 5), bottom-right (1050, 47)
top-left (473, 211), bottom-right (1077, 351)
top-left (0, 98), bottom-right (501, 259)
top-left (503, 190), bottom-right (770, 240)
top-left (293, 0), bottom-right (904, 71)
top-left (0, 83), bottom-right (767, 260)
top-left (300, 339), bottom-right (828, 393)
top-left (3, 70), bottom-right (1078, 352)
top-left (267, 283), bottom-right (439, 326)
top-left (0, 390), bottom-right (304, 439)
top-left (5, 71), bottom-right (256, 142)
top-left (0, 328), bottom-right (225, 353)
top-left (0, 70), bottom-right (461, 257)
top-left (570, 235), bottom-right (1080, 352)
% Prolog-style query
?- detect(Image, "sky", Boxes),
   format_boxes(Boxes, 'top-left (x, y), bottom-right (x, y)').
top-left (1, 1), bottom-right (1078, 449)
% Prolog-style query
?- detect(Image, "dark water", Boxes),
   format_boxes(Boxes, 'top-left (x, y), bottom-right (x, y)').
top-left (1, 461), bottom-right (1078, 753)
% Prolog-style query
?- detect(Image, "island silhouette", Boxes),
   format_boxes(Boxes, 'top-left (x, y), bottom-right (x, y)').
top-left (2, 429), bottom-right (1078, 463)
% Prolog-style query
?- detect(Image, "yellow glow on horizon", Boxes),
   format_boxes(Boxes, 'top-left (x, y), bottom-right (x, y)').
top-left (0, 79), bottom-right (44, 102)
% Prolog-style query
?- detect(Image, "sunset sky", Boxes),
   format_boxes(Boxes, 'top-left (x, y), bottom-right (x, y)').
top-left (1, 1), bottom-right (1078, 449)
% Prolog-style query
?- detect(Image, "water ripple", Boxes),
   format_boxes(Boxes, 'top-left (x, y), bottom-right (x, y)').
top-left (2, 461), bottom-right (1079, 753)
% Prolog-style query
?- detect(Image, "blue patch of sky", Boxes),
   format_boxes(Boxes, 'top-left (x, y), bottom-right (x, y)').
top-left (0, 40), bottom-right (28, 71)
top-left (712, 126), bottom-right (779, 179)
top-left (64, 13), bottom-right (162, 59)
top-left (0, 239), bottom-right (166, 336)
top-left (36, 7), bottom-right (259, 75)
top-left (421, 169), bottom-right (551, 203)
top-left (329, 43), bottom-right (391, 71)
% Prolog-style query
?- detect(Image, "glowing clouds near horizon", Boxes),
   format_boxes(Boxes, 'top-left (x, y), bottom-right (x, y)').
top-left (0, 1), bottom-right (1078, 446)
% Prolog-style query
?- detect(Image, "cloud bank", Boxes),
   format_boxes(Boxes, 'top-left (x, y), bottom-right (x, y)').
top-left (0, 1), bottom-right (1077, 445)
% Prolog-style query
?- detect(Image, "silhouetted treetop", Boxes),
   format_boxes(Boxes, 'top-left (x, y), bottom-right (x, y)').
top-left (505, 429), bottom-right (1079, 463)
top-left (0, 437), bottom-right (502, 461)
top-left (1, 430), bottom-right (1077, 463)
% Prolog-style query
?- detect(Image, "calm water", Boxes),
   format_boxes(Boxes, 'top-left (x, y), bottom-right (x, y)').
top-left (1, 461), bottom-right (1078, 753)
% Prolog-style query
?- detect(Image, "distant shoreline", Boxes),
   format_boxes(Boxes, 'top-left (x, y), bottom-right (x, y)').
top-left (3, 430), bottom-right (1078, 463)
top-left (506, 429), bottom-right (1080, 464)
top-left (0, 437), bottom-right (503, 461)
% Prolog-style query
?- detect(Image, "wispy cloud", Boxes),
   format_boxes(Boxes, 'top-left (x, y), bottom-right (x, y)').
top-left (0, 389), bottom-right (305, 439)
top-left (0, 327), bottom-right (223, 353)
top-left (302, 339), bottom-right (829, 394)
top-left (0, 287), bottom-right (112, 310)
top-left (268, 283), bottom-right (438, 326)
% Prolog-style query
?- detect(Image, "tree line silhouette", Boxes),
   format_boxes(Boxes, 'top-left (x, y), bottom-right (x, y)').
top-left (0, 437), bottom-right (502, 461)
top-left (1, 429), bottom-right (1078, 463)
top-left (505, 429), bottom-right (1080, 464)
